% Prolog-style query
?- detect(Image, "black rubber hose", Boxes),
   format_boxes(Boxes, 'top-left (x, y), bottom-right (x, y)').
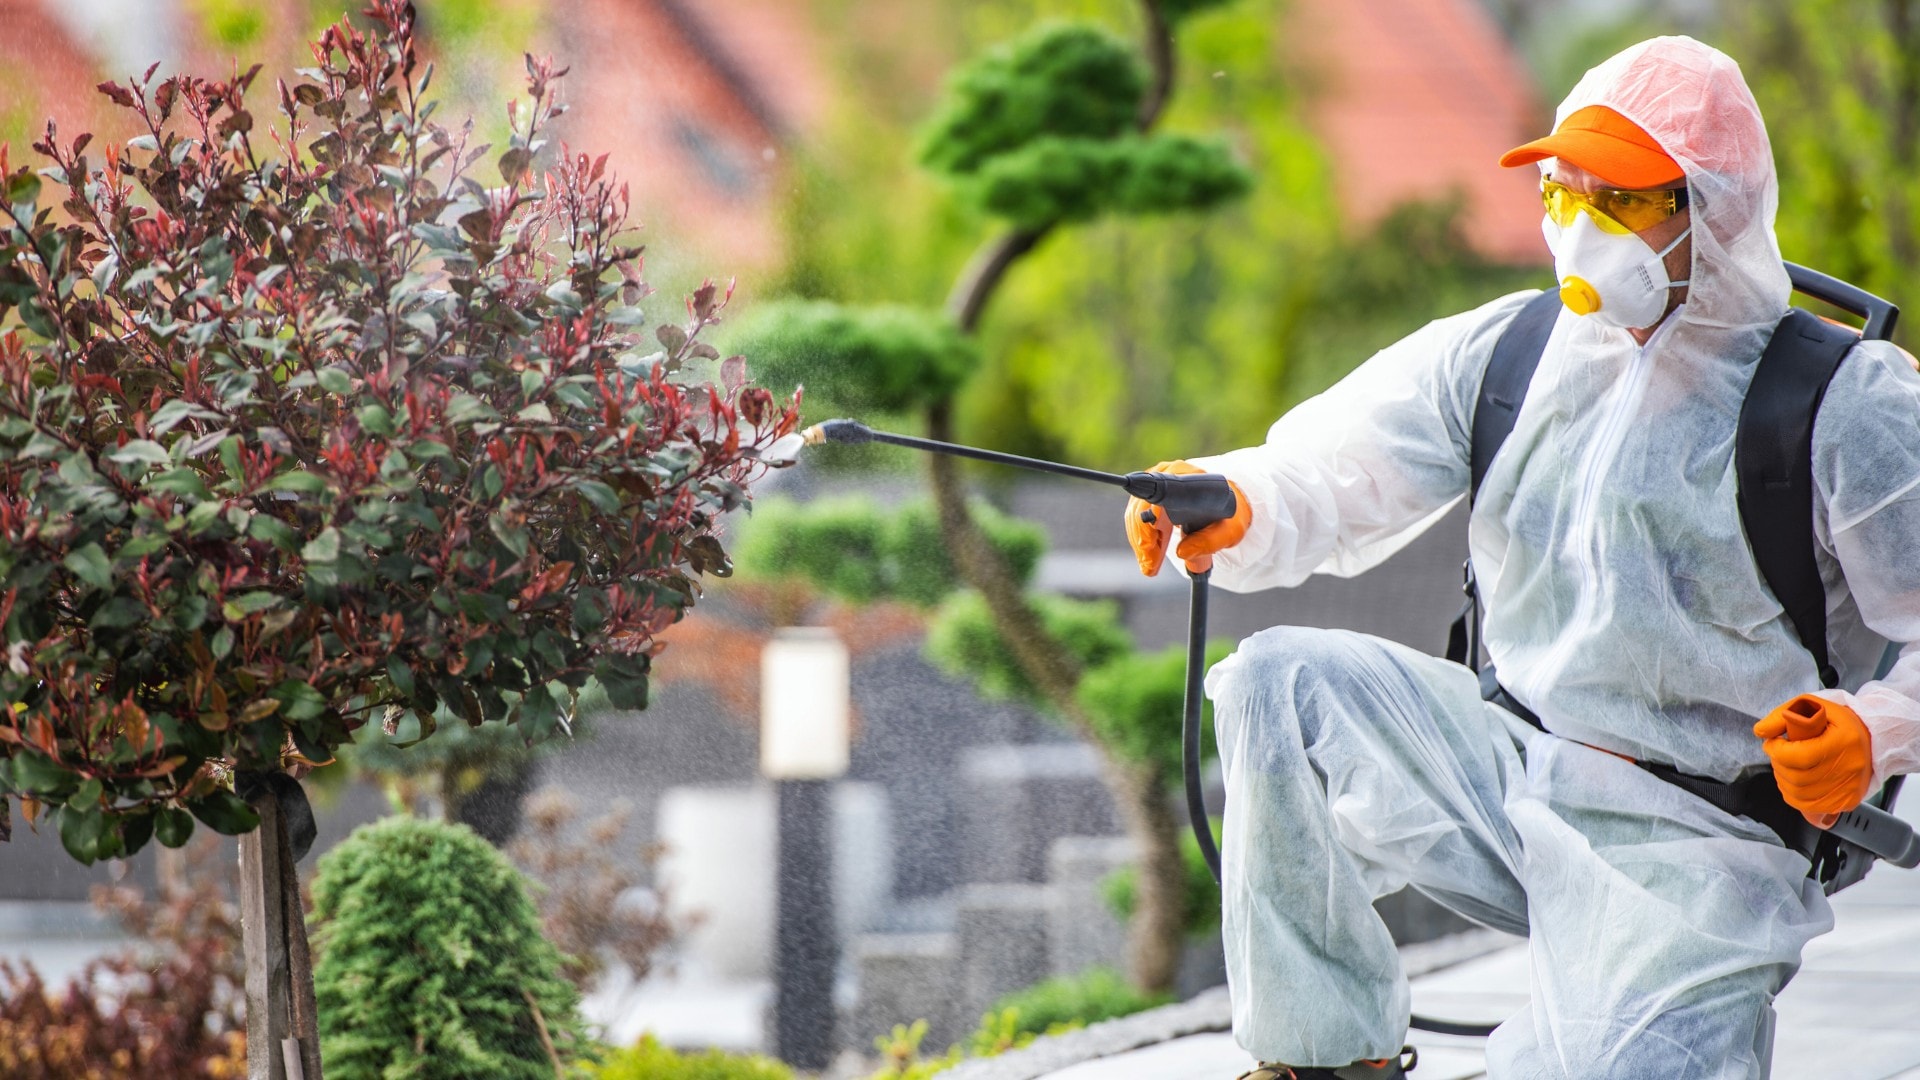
top-left (1184, 570), bottom-right (1222, 878)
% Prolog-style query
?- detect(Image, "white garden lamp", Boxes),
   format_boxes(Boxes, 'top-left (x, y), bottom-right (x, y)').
top-left (761, 626), bottom-right (849, 1070)
top-left (760, 627), bottom-right (851, 780)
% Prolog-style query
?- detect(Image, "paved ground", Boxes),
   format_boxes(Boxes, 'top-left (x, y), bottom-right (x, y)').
top-left (1009, 791), bottom-right (1920, 1079)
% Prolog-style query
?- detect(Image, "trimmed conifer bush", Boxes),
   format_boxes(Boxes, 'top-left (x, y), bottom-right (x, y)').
top-left (310, 816), bottom-right (584, 1078)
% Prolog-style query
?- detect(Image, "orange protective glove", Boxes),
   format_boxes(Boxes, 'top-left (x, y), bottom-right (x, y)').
top-left (1124, 460), bottom-right (1251, 577)
top-left (1754, 693), bottom-right (1876, 828)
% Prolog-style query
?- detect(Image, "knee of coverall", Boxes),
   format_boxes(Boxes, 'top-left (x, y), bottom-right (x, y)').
top-left (1207, 625), bottom-right (1372, 753)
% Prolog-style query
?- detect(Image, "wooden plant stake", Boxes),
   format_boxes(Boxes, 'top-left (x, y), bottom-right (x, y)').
top-left (240, 787), bottom-right (324, 1080)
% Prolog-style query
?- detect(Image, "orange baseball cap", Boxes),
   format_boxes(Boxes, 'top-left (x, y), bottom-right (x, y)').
top-left (1500, 104), bottom-right (1684, 188)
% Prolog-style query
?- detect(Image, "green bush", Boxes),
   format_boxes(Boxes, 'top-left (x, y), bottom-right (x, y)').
top-left (310, 817), bottom-right (585, 1079)
top-left (919, 24), bottom-right (1144, 177)
top-left (733, 496), bottom-right (1045, 609)
top-left (728, 300), bottom-right (978, 415)
top-left (924, 591), bottom-right (1132, 705)
top-left (1077, 640), bottom-right (1234, 780)
top-left (971, 133), bottom-right (1252, 228)
top-left (590, 1035), bottom-right (794, 1080)
top-left (864, 1011), bottom-right (1036, 1080)
top-left (986, 969), bottom-right (1171, 1039)
top-left (867, 1020), bottom-right (962, 1079)
top-left (913, 21), bottom-right (1250, 229)
top-left (1156, 0), bottom-right (1240, 22)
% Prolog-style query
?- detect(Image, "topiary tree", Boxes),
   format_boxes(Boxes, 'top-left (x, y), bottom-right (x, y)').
top-left (732, 1), bottom-right (1248, 996)
top-left (0, 3), bottom-right (797, 1071)
top-left (309, 815), bottom-right (584, 1079)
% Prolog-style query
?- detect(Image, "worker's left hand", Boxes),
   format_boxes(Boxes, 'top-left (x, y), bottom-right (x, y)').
top-left (1124, 461), bottom-right (1250, 576)
top-left (1755, 693), bottom-right (1875, 828)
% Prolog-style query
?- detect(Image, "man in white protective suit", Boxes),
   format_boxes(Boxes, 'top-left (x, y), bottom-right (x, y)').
top-left (1122, 36), bottom-right (1920, 1080)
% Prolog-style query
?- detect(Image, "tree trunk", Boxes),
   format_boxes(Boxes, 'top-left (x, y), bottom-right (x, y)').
top-left (1112, 765), bottom-right (1188, 992)
top-left (240, 789), bottom-right (324, 1080)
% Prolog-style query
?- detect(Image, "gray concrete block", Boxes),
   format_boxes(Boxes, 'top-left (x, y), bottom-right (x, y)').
top-left (849, 931), bottom-right (962, 1052)
top-left (1174, 927), bottom-right (1227, 1000)
top-left (957, 883), bottom-right (1053, 1027)
top-left (1046, 836), bottom-right (1134, 978)
top-left (960, 745), bottom-right (1121, 885)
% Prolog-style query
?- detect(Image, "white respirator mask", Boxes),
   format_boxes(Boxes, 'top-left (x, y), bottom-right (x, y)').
top-left (1542, 211), bottom-right (1690, 331)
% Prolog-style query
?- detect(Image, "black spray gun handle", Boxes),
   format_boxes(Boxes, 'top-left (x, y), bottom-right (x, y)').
top-left (1124, 472), bottom-right (1238, 534)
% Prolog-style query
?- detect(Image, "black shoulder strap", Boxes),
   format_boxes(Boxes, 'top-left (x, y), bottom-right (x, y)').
top-left (1470, 291), bottom-right (1563, 505)
top-left (1451, 290), bottom-right (1560, 667)
top-left (1736, 307), bottom-right (1859, 689)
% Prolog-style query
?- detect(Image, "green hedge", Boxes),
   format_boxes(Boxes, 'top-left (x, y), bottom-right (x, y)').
top-left (987, 968), bottom-right (1171, 1038)
top-left (589, 1036), bottom-right (794, 1080)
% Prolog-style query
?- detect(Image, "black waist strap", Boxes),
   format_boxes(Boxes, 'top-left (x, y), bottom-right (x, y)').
top-left (1479, 672), bottom-right (1816, 862)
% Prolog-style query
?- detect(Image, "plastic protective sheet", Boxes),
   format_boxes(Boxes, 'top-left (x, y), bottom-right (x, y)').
top-left (1177, 35), bottom-right (1920, 1076)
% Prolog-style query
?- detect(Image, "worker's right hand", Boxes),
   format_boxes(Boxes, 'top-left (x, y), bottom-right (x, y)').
top-left (1125, 461), bottom-right (1250, 577)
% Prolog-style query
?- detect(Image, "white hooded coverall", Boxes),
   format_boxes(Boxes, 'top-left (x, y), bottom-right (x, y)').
top-left (1191, 38), bottom-right (1920, 1078)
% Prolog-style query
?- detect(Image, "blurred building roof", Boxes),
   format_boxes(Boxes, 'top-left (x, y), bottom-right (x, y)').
top-left (0, 0), bottom-right (133, 146)
top-left (5, 0), bottom-right (826, 274)
top-left (11, 0), bottom-right (1549, 270)
top-left (1286, 0), bottom-right (1552, 266)
top-left (553, 0), bottom-right (830, 273)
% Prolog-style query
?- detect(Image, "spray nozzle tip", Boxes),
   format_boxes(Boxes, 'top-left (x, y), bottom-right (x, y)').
top-left (759, 432), bottom-right (808, 466)
top-left (802, 419), bottom-right (874, 446)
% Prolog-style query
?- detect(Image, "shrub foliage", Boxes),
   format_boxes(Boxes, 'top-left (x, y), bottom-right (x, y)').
top-left (918, 23), bottom-right (1250, 227)
top-left (986, 967), bottom-right (1171, 1038)
top-left (732, 495), bottom-right (1043, 608)
top-left (0, 837), bottom-right (247, 1078)
top-left (310, 815), bottom-right (584, 1079)
top-left (590, 1035), bottom-right (795, 1080)
top-left (729, 300), bottom-right (976, 415)
top-left (0, 1), bottom-right (797, 860)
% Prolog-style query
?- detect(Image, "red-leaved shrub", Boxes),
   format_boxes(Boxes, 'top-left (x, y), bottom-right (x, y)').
top-left (0, 1), bottom-right (798, 859)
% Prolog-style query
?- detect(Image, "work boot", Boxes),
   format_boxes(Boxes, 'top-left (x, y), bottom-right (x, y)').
top-left (1235, 1046), bottom-right (1417, 1079)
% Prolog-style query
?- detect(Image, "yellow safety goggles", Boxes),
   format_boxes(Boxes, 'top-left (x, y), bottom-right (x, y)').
top-left (1541, 178), bottom-right (1689, 235)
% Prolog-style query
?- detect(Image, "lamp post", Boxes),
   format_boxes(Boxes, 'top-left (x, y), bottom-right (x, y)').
top-left (761, 627), bottom-right (850, 1071)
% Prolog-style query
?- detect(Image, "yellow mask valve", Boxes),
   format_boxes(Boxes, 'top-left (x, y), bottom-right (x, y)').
top-left (1559, 276), bottom-right (1602, 316)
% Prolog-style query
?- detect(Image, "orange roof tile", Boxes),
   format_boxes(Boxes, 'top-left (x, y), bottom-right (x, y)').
top-left (1285, 0), bottom-right (1551, 266)
top-left (552, 0), bottom-right (828, 275)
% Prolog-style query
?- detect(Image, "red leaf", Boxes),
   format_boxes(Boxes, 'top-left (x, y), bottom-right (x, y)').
top-left (95, 81), bottom-right (136, 109)
top-left (689, 281), bottom-right (719, 321)
top-left (25, 714), bottom-right (55, 756)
